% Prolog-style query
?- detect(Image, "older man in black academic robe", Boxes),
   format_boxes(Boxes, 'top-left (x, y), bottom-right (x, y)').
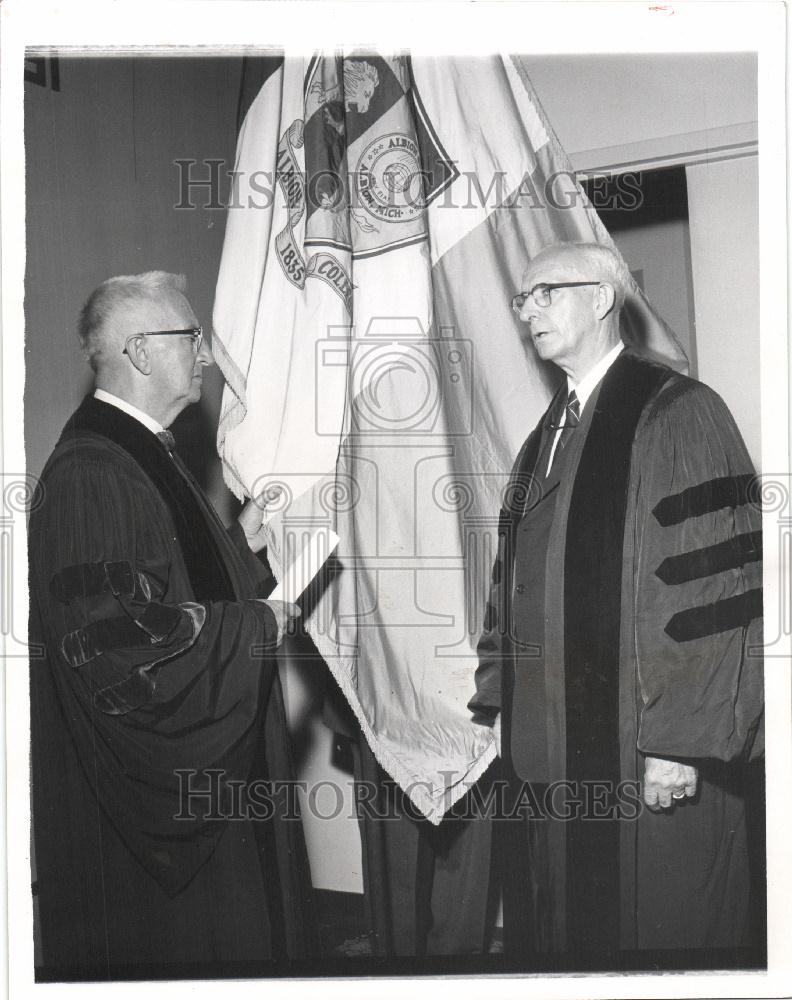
top-left (29, 271), bottom-right (315, 980)
top-left (469, 243), bottom-right (764, 969)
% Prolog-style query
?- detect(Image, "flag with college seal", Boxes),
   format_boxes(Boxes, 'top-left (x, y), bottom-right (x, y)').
top-left (212, 54), bottom-right (686, 823)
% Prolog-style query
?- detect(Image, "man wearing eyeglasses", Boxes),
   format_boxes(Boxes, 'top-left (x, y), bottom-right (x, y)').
top-left (29, 271), bottom-right (315, 977)
top-left (469, 242), bottom-right (764, 966)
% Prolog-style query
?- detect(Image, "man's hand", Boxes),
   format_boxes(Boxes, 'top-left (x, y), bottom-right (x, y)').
top-left (257, 600), bottom-right (301, 646)
top-left (642, 755), bottom-right (698, 811)
top-left (238, 494), bottom-right (269, 553)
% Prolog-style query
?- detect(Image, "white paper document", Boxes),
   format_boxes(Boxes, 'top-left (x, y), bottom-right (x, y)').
top-left (268, 528), bottom-right (340, 603)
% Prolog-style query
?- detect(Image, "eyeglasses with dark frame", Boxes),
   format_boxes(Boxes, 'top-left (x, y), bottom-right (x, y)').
top-left (510, 282), bottom-right (600, 313)
top-left (122, 326), bottom-right (203, 356)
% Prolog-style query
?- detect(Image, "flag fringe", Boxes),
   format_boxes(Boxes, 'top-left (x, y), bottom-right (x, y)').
top-left (212, 329), bottom-right (249, 501)
top-left (305, 615), bottom-right (497, 825)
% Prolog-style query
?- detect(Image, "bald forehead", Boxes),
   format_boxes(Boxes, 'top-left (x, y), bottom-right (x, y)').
top-left (111, 287), bottom-right (196, 338)
top-left (136, 288), bottom-right (195, 325)
top-left (521, 247), bottom-right (589, 287)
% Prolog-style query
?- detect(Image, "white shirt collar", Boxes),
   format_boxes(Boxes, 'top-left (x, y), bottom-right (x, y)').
top-left (94, 389), bottom-right (165, 436)
top-left (568, 341), bottom-right (625, 411)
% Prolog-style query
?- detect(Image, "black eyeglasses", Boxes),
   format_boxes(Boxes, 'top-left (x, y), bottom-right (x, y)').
top-left (511, 282), bottom-right (599, 313)
top-left (122, 326), bottom-right (203, 356)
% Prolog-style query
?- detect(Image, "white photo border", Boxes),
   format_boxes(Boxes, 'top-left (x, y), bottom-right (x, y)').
top-left (2, 2), bottom-right (789, 998)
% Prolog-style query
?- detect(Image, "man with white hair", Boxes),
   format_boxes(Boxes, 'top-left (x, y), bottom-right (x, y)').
top-left (469, 242), bottom-right (764, 967)
top-left (29, 271), bottom-right (314, 978)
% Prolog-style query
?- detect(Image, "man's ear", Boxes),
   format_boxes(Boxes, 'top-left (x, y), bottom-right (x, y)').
top-left (594, 281), bottom-right (617, 320)
top-left (124, 335), bottom-right (152, 375)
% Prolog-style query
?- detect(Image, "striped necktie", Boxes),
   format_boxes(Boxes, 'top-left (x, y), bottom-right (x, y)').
top-left (546, 389), bottom-right (580, 474)
top-left (564, 389), bottom-right (581, 429)
top-left (157, 429), bottom-right (176, 453)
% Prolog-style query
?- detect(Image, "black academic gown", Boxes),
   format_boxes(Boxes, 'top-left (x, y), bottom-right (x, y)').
top-left (469, 353), bottom-right (764, 968)
top-left (29, 396), bottom-right (315, 980)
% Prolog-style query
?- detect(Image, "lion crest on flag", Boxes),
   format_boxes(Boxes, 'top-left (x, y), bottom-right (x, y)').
top-left (344, 59), bottom-right (379, 113)
top-left (309, 59), bottom-right (380, 115)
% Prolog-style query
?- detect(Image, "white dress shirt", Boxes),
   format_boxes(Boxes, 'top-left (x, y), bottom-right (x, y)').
top-left (546, 341), bottom-right (625, 475)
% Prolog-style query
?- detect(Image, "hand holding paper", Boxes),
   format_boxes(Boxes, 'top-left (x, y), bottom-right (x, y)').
top-left (257, 600), bottom-right (302, 645)
top-left (269, 528), bottom-right (340, 602)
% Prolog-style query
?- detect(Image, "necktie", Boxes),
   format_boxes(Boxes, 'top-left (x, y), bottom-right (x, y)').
top-left (546, 389), bottom-right (580, 474)
top-left (564, 389), bottom-right (581, 431)
top-left (157, 429), bottom-right (176, 453)
top-left (157, 429), bottom-right (199, 488)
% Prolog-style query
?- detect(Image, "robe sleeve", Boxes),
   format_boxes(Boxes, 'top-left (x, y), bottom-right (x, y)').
top-left (226, 518), bottom-right (277, 599)
top-left (468, 516), bottom-right (510, 725)
top-left (467, 433), bottom-right (539, 726)
top-left (632, 379), bottom-right (764, 762)
top-left (35, 453), bottom-right (279, 718)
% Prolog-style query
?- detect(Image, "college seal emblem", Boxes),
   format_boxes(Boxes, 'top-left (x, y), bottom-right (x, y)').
top-left (354, 132), bottom-right (425, 224)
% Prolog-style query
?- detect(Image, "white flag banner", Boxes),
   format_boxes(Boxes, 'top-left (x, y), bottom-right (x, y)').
top-left (213, 53), bottom-right (686, 823)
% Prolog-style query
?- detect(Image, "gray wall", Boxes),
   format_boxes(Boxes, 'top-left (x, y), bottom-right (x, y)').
top-left (527, 53), bottom-right (758, 162)
top-left (686, 156), bottom-right (760, 469)
top-left (25, 56), bottom-right (243, 515)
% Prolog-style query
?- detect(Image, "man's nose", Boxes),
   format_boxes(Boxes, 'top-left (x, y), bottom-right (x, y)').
top-left (197, 336), bottom-right (215, 367)
top-left (519, 299), bottom-right (540, 325)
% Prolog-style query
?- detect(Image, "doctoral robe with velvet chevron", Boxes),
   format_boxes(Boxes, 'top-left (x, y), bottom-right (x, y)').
top-left (469, 352), bottom-right (764, 962)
